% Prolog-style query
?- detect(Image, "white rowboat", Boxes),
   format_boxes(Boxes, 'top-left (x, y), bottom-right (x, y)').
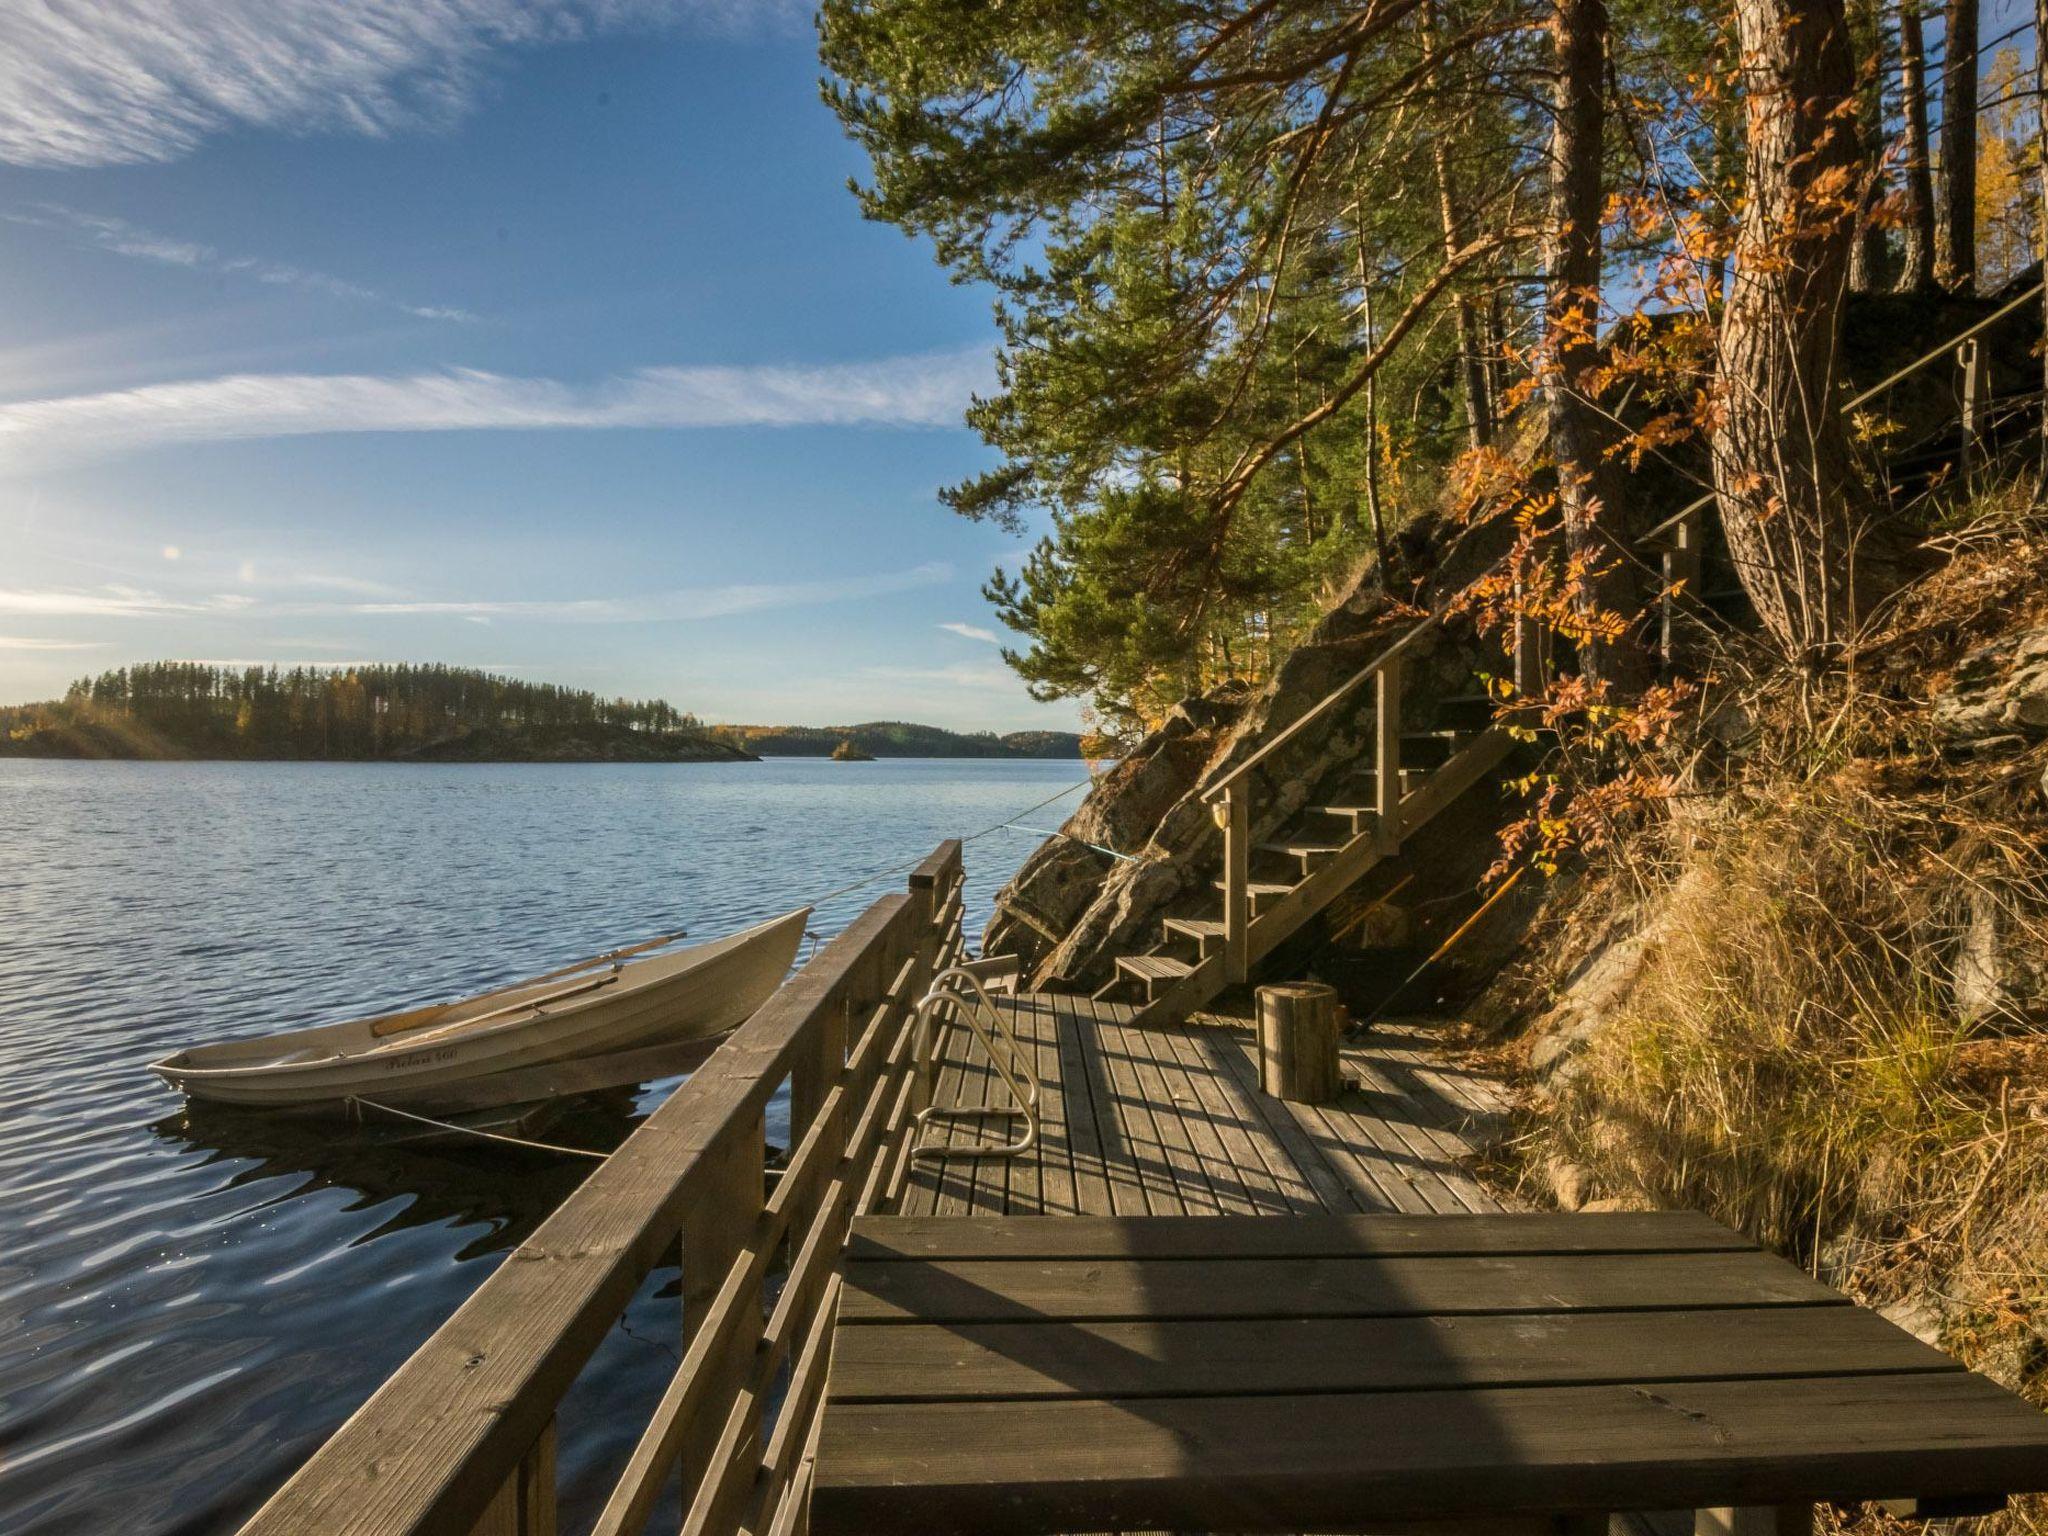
top-left (151, 908), bottom-right (811, 1110)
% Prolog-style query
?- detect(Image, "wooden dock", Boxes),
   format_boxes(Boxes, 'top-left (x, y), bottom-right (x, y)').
top-left (230, 841), bottom-right (2048, 1536)
top-left (898, 996), bottom-right (1508, 1218)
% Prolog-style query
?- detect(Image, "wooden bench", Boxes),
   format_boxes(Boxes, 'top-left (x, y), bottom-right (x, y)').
top-left (813, 1211), bottom-right (2048, 1535)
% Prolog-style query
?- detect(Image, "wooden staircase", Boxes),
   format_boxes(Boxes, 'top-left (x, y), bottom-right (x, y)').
top-left (1099, 620), bottom-right (1531, 1026)
top-left (1092, 281), bottom-right (2048, 1028)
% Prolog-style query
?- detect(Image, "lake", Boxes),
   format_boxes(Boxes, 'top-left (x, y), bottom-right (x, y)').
top-left (0, 757), bottom-right (1085, 1535)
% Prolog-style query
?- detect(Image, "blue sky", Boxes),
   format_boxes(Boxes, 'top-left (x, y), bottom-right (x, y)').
top-left (0, 0), bottom-right (1073, 733)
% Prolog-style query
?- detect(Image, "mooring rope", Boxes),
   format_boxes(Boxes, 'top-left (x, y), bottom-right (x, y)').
top-left (800, 776), bottom-right (1097, 908)
top-left (349, 1094), bottom-right (610, 1160)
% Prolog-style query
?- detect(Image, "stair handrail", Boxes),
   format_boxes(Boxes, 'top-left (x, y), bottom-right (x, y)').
top-left (1185, 283), bottom-right (2042, 995)
top-left (1202, 605), bottom-right (1453, 803)
top-left (1637, 278), bottom-right (2045, 548)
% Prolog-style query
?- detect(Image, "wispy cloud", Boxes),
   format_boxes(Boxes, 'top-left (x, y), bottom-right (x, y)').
top-left (862, 661), bottom-right (1019, 691)
top-left (0, 635), bottom-right (109, 651)
top-left (5, 205), bottom-right (476, 322)
top-left (0, 1), bottom-right (796, 169)
top-left (0, 563), bottom-right (954, 626)
top-left (0, 350), bottom-right (989, 470)
top-left (346, 564), bottom-right (956, 623)
top-left (938, 621), bottom-right (999, 645)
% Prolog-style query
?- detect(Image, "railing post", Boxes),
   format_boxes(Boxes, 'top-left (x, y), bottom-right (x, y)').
top-left (1512, 579), bottom-right (1541, 699)
top-left (1959, 336), bottom-right (1989, 485)
top-left (1222, 784), bottom-right (1250, 984)
top-left (1661, 506), bottom-right (1701, 670)
top-left (1374, 659), bottom-right (1402, 853)
top-left (677, 1114), bottom-right (766, 1504)
top-left (467, 1419), bottom-right (557, 1536)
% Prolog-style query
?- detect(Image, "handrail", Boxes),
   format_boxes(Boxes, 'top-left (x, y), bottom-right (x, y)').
top-left (236, 841), bottom-right (965, 1536)
top-left (1638, 279), bottom-right (2045, 547)
top-left (1203, 606), bottom-right (1449, 801)
top-left (1184, 289), bottom-right (2040, 996)
top-left (1213, 281), bottom-right (2046, 801)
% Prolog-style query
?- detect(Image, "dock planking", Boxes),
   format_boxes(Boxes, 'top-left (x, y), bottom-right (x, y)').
top-left (892, 993), bottom-right (1511, 1218)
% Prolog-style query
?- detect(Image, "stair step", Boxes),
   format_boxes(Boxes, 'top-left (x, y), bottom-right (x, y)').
top-left (1307, 804), bottom-right (1378, 824)
top-left (1258, 840), bottom-right (1346, 860)
top-left (1212, 879), bottom-right (1294, 904)
top-left (1162, 916), bottom-right (1226, 943)
top-left (1116, 953), bottom-right (1195, 983)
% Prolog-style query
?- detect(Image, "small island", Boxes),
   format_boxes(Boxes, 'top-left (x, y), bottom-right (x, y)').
top-left (829, 738), bottom-right (876, 761)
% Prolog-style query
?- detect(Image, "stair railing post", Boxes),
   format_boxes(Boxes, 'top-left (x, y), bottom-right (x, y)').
top-left (1661, 506), bottom-right (1701, 671)
top-left (1222, 783), bottom-right (1250, 984)
top-left (1959, 336), bottom-right (1989, 486)
top-left (1374, 659), bottom-right (1402, 854)
top-left (1512, 578), bottom-right (1541, 699)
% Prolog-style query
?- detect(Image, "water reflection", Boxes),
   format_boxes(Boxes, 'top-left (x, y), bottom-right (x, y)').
top-left (150, 1096), bottom-right (645, 1263)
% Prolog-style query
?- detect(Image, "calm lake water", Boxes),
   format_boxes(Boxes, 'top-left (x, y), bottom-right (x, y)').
top-left (0, 757), bottom-right (1084, 1536)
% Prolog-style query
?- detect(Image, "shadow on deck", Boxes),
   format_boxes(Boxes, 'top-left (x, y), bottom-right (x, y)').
top-left (893, 992), bottom-right (1513, 1219)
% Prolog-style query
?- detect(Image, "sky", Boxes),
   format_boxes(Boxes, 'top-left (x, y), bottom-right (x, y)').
top-left (0, 0), bottom-right (1074, 733)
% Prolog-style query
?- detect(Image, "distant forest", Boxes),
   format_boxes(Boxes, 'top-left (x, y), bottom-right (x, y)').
top-left (715, 722), bottom-right (1083, 758)
top-left (0, 662), bottom-right (748, 762)
top-left (0, 663), bottom-right (1085, 762)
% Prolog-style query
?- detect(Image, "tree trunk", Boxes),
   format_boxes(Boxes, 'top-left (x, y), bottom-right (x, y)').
top-left (1715, 0), bottom-right (1883, 667)
top-left (1895, 0), bottom-right (1938, 290)
top-left (1936, 0), bottom-right (1978, 291)
top-left (2036, 0), bottom-right (2048, 494)
top-left (1545, 0), bottom-right (1648, 688)
top-left (1423, 0), bottom-right (1494, 452)
top-left (1849, 0), bottom-right (1891, 292)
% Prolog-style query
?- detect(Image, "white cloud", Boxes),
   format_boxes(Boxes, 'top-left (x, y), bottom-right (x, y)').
top-left (0, 0), bottom-right (794, 169)
top-left (0, 350), bottom-right (991, 471)
top-left (5, 205), bottom-right (477, 322)
top-left (0, 636), bottom-right (109, 651)
top-left (862, 661), bottom-right (1019, 691)
top-left (0, 562), bottom-right (954, 626)
top-left (937, 621), bottom-right (1000, 645)
top-left (160, 544), bottom-right (181, 560)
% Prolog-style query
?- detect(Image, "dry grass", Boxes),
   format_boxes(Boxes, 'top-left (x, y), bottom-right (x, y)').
top-left (1505, 490), bottom-right (2048, 1533)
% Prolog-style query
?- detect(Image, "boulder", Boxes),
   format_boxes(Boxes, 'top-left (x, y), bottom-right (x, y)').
top-left (1953, 879), bottom-right (2048, 1031)
top-left (982, 685), bottom-right (1244, 969)
top-left (1933, 626), bottom-right (2048, 741)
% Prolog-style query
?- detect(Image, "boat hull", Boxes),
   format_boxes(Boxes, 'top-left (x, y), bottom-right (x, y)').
top-left (151, 909), bottom-right (809, 1109)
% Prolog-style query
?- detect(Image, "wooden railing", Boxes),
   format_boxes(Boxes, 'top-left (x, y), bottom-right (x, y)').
top-left (1196, 284), bottom-right (2044, 988)
top-left (235, 841), bottom-right (966, 1536)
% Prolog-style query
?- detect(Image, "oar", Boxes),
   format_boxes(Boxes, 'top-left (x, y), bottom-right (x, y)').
top-left (366, 926), bottom-right (689, 1039)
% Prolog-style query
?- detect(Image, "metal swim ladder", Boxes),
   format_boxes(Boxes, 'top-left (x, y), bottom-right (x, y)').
top-left (909, 963), bottom-right (1040, 1160)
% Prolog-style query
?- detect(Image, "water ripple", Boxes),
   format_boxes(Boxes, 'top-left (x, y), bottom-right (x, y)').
top-left (0, 757), bottom-right (1073, 1534)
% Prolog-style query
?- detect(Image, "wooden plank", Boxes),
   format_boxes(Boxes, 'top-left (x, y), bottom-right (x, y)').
top-left (1314, 1058), bottom-right (1494, 1216)
top-left (838, 1249), bottom-right (1845, 1324)
top-left (827, 1307), bottom-right (1961, 1404)
top-left (995, 1002), bottom-right (1045, 1217)
top-left (1357, 1057), bottom-right (1504, 1214)
top-left (1154, 1021), bottom-right (1321, 1215)
top-left (812, 1372), bottom-right (2048, 1536)
top-left (1050, 994), bottom-right (1126, 1216)
top-left (1176, 1014), bottom-right (1359, 1213)
top-left (1072, 997), bottom-right (1181, 1214)
top-left (1206, 1022), bottom-right (1403, 1212)
top-left (844, 1211), bottom-right (1752, 1263)
top-left (1144, 1024), bottom-right (1306, 1215)
top-left (1091, 1005), bottom-right (1220, 1215)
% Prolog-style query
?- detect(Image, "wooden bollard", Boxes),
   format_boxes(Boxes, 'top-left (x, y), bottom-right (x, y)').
top-left (1257, 982), bottom-right (1342, 1103)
